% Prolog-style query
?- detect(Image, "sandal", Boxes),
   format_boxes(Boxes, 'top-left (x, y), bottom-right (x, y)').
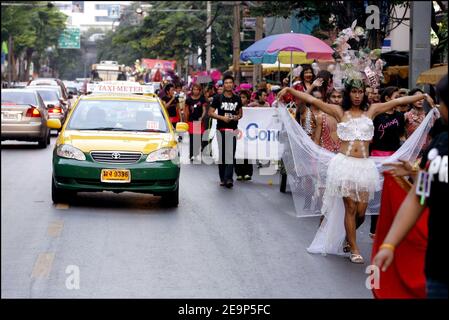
top-left (349, 253), bottom-right (365, 264)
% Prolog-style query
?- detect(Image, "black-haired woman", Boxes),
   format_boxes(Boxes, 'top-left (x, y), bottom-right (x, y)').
top-left (161, 83), bottom-right (181, 128)
top-left (369, 86), bottom-right (407, 239)
top-left (405, 88), bottom-right (427, 138)
top-left (278, 80), bottom-right (430, 264)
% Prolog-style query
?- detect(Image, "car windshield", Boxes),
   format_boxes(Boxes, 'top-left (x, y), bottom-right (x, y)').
top-left (30, 86), bottom-right (62, 99)
top-left (1, 92), bottom-right (37, 105)
top-left (36, 90), bottom-right (59, 102)
top-left (67, 100), bottom-right (169, 132)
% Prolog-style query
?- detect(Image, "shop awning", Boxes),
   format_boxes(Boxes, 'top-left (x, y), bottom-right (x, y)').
top-left (416, 65), bottom-right (448, 85)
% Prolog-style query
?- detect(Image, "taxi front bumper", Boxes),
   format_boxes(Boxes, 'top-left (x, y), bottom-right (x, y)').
top-left (53, 155), bottom-right (180, 194)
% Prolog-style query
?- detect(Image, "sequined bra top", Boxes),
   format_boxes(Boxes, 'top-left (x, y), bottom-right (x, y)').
top-left (336, 113), bottom-right (374, 141)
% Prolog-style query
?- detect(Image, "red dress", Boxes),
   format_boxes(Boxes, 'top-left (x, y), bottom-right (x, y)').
top-left (371, 172), bottom-right (428, 299)
top-left (320, 113), bottom-right (341, 153)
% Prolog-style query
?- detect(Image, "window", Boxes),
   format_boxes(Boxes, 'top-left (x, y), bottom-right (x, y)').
top-left (95, 4), bottom-right (112, 10)
top-left (2, 92), bottom-right (38, 106)
top-left (55, 4), bottom-right (72, 11)
top-left (67, 100), bottom-right (168, 132)
top-left (95, 16), bottom-right (116, 22)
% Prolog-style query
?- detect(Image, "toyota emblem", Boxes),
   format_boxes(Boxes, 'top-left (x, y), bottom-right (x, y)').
top-left (111, 152), bottom-right (121, 160)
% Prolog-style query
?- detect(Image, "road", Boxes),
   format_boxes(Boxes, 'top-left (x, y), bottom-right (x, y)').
top-left (1, 136), bottom-right (374, 298)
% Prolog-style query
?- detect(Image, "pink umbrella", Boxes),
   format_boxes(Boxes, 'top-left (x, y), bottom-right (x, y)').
top-left (240, 32), bottom-right (334, 85)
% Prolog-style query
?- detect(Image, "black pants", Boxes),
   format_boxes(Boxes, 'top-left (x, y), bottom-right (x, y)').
top-left (189, 134), bottom-right (208, 159)
top-left (235, 159), bottom-right (253, 177)
top-left (217, 130), bottom-right (237, 183)
top-left (370, 214), bottom-right (378, 234)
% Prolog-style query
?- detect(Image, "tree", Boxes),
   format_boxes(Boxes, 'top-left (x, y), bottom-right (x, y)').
top-left (1, 1), bottom-right (67, 81)
top-left (431, 1), bottom-right (448, 64)
top-left (249, 0), bottom-right (408, 48)
top-left (98, 1), bottom-right (233, 73)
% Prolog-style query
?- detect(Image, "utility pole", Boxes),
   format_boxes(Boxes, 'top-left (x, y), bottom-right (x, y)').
top-left (232, 2), bottom-right (241, 84)
top-left (206, 1), bottom-right (212, 72)
top-left (252, 16), bottom-right (264, 87)
top-left (409, 1), bottom-right (432, 88)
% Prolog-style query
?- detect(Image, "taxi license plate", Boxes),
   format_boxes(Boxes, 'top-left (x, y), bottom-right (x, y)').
top-left (101, 169), bottom-right (131, 183)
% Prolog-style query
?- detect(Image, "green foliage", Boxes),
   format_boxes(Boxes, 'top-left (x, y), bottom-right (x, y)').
top-left (1, 1), bottom-right (67, 77)
top-left (99, 1), bottom-right (233, 71)
top-left (249, 0), bottom-right (408, 47)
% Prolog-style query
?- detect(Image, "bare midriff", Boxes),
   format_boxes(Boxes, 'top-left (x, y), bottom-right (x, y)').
top-left (339, 140), bottom-right (371, 159)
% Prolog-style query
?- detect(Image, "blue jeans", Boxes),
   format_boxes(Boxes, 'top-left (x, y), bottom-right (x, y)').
top-left (426, 278), bottom-right (448, 299)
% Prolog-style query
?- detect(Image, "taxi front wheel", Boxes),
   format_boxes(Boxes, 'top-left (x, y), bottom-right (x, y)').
top-left (160, 187), bottom-right (179, 207)
top-left (52, 178), bottom-right (76, 204)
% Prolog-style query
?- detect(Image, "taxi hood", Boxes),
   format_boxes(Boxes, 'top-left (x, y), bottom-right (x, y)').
top-left (60, 130), bottom-right (176, 154)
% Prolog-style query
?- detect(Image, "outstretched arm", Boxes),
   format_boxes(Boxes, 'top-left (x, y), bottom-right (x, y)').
top-left (278, 87), bottom-right (344, 121)
top-left (372, 179), bottom-right (426, 271)
top-left (368, 93), bottom-right (428, 118)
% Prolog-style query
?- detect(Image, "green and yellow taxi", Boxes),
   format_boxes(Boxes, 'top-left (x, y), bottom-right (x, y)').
top-left (47, 82), bottom-right (188, 207)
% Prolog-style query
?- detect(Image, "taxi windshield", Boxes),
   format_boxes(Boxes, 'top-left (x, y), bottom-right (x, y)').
top-left (67, 100), bottom-right (169, 132)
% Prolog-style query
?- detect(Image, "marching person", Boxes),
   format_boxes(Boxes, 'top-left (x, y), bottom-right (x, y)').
top-left (161, 83), bottom-right (181, 128)
top-left (208, 75), bottom-right (243, 188)
top-left (369, 86), bottom-right (407, 239)
top-left (235, 90), bottom-right (253, 181)
top-left (185, 83), bottom-right (207, 161)
top-left (279, 78), bottom-right (430, 264)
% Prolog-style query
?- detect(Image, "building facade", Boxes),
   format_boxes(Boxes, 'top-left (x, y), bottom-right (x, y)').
top-left (52, 1), bottom-right (131, 32)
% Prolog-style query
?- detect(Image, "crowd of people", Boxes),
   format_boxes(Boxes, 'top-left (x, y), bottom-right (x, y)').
top-left (153, 63), bottom-right (447, 298)
top-left (275, 68), bottom-right (447, 298)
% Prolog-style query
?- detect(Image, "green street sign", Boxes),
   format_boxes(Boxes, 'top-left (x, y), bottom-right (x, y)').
top-left (58, 28), bottom-right (81, 49)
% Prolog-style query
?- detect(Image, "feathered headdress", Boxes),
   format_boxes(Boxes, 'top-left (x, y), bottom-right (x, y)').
top-left (331, 20), bottom-right (386, 91)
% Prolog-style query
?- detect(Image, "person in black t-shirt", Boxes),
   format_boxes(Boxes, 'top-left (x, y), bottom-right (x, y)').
top-left (185, 83), bottom-right (208, 160)
top-left (235, 90), bottom-right (253, 181)
top-left (161, 83), bottom-right (180, 127)
top-left (374, 74), bottom-right (448, 299)
top-left (371, 87), bottom-right (406, 155)
top-left (370, 87), bottom-right (406, 237)
top-left (208, 75), bottom-right (243, 188)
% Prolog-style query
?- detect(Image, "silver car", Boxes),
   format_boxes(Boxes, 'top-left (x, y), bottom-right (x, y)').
top-left (1, 89), bottom-right (51, 148)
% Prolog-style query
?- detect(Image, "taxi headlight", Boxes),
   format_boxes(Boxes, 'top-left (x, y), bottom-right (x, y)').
top-left (56, 144), bottom-right (86, 161)
top-left (146, 148), bottom-right (178, 162)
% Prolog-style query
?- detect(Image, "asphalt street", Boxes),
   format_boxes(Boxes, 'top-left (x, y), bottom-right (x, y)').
top-left (1, 135), bottom-right (374, 298)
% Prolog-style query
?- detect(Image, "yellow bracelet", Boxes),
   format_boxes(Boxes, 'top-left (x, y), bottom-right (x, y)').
top-left (380, 243), bottom-right (395, 252)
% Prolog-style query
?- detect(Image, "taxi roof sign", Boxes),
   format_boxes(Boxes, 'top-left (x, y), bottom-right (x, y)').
top-left (87, 81), bottom-right (155, 95)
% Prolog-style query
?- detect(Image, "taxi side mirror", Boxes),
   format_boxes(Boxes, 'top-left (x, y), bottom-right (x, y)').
top-left (175, 122), bottom-right (189, 133)
top-left (47, 119), bottom-right (62, 130)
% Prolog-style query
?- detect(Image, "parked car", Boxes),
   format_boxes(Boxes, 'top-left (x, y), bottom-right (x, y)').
top-left (1, 89), bottom-right (51, 148)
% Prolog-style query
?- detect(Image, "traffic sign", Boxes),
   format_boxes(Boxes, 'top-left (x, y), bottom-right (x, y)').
top-left (58, 27), bottom-right (81, 49)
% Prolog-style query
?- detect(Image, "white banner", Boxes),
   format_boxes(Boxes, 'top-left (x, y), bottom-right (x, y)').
top-left (210, 107), bottom-right (282, 161)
